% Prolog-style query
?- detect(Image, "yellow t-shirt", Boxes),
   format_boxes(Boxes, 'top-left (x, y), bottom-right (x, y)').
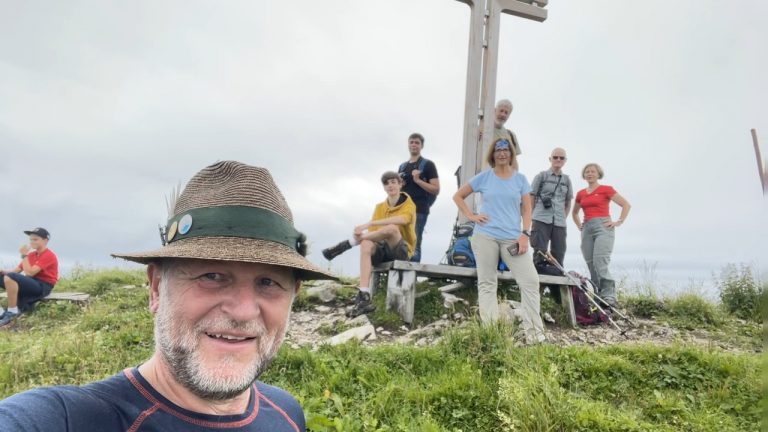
top-left (370, 193), bottom-right (417, 257)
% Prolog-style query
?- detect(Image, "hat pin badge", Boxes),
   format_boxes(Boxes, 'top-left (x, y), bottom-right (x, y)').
top-left (178, 214), bottom-right (193, 235)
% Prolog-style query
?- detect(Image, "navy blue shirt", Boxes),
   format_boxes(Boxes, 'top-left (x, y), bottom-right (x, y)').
top-left (0, 368), bottom-right (305, 431)
top-left (399, 157), bottom-right (439, 214)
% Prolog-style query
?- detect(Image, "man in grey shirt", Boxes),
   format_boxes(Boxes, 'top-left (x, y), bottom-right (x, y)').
top-left (530, 147), bottom-right (573, 266)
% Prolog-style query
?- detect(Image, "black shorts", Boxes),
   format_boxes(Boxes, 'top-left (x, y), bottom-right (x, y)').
top-left (371, 239), bottom-right (409, 265)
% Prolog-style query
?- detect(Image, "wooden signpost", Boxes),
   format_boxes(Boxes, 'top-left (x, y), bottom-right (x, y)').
top-left (453, 0), bottom-right (548, 218)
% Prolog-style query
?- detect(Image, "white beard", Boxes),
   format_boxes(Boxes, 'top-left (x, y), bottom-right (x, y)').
top-left (154, 294), bottom-right (289, 401)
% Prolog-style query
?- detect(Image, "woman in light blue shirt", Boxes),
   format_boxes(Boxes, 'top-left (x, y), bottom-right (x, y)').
top-left (453, 139), bottom-right (545, 344)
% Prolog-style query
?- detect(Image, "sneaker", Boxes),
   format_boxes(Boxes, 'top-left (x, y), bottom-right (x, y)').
top-left (346, 291), bottom-right (376, 318)
top-left (322, 240), bottom-right (352, 261)
top-left (0, 310), bottom-right (19, 327)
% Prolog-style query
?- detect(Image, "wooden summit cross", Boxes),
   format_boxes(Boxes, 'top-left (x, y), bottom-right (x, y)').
top-left (371, 2), bottom-right (564, 325)
top-left (454, 0), bottom-right (548, 217)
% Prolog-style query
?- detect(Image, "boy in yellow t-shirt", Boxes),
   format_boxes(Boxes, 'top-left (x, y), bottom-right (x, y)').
top-left (322, 171), bottom-right (416, 317)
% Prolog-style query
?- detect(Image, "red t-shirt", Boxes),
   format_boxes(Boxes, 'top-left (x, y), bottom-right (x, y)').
top-left (576, 185), bottom-right (617, 222)
top-left (17, 248), bottom-right (59, 286)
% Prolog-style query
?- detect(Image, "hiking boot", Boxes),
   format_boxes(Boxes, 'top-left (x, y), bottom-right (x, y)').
top-left (322, 240), bottom-right (352, 261)
top-left (603, 298), bottom-right (620, 311)
top-left (346, 291), bottom-right (376, 318)
top-left (0, 310), bottom-right (19, 327)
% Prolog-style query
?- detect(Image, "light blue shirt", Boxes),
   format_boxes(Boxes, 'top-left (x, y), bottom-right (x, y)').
top-left (468, 169), bottom-right (531, 240)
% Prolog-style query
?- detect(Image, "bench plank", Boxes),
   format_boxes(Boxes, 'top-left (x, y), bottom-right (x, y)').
top-left (372, 260), bottom-right (578, 326)
top-left (1, 292), bottom-right (90, 302)
top-left (374, 261), bottom-right (575, 286)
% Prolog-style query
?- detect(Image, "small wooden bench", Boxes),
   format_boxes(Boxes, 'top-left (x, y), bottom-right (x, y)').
top-left (370, 261), bottom-right (578, 327)
top-left (1, 292), bottom-right (90, 303)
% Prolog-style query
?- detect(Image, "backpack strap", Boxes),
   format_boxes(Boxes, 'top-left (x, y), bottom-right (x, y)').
top-left (398, 161), bottom-right (408, 174)
top-left (535, 171), bottom-right (547, 198)
top-left (507, 129), bottom-right (520, 153)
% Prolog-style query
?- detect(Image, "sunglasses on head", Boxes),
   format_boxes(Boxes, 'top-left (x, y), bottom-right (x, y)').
top-left (494, 140), bottom-right (512, 151)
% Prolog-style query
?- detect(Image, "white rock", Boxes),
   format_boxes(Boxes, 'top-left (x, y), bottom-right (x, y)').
top-left (325, 324), bottom-right (377, 346)
top-left (304, 281), bottom-right (342, 302)
top-left (348, 314), bottom-right (371, 326)
top-left (313, 305), bottom-right (332, 313)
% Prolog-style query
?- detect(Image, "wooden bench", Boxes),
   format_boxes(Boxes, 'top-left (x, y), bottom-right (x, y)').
top-left (1, 292), bottom-right (90, 303)
top-left (370, 261), bottom-right (578, 327)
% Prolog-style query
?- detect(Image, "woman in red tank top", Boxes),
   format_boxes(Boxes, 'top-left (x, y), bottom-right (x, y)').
top-left (572, 163), bottom-right (631, 309)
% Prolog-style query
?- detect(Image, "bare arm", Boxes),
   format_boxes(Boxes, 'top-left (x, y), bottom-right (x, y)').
top-left (572, 201), bottom-right (583, 231)
top-left (605, 193), bottom-right (631, 228)
top-left (453, 184), bottom-right (488, 224)
top-left (370, 215), bottom-right (408, 227)
top-left (20, 258), bottom-right (42, 277)
top-left (416, 177), bottom-right (440, 195)
top-left (355, 215), bottom-right (408, 234)
top-left (564, 199), bottom-right (571, 217)
top-left (518, 194), bottom-right (533, 254)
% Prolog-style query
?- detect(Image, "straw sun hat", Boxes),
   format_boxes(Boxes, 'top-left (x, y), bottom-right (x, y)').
top-left (112, 160), bottom-right (336, 281)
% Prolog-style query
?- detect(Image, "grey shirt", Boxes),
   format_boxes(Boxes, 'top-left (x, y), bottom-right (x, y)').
top-left (531, 168), bottom-right (573, 227)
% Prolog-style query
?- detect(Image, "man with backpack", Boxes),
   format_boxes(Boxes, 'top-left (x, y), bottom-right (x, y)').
top-left (398, 132), bottom-right (439, 263)
top-left (530, 147), bottom-right (573, 267)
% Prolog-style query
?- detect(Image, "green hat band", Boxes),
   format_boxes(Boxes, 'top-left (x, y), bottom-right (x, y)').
top-left (166, 206), bottom-right (304, 252)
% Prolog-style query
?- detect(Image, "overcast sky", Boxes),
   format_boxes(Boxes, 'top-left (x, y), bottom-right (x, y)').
top-left (1, 0), bottom-right (765, 295)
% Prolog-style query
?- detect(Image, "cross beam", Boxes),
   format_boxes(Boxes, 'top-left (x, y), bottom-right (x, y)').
top-left (454, 0), bottom-right (547, 218)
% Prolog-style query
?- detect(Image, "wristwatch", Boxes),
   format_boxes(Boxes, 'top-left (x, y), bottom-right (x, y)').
top-left (521, 230), bottom-right (531, 237)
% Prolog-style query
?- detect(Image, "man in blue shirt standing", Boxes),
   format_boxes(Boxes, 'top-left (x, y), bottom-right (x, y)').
top-left (0, 161), bottom-right (337, 431)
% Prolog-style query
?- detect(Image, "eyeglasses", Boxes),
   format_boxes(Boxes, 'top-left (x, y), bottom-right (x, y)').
top-left (551, 156), bottom-right (566, 160)
top-left (494, 148), bottom-right (511, 153)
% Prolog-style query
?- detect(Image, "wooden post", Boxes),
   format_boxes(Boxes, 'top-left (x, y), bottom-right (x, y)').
top-left (752, 129), bottom-right (767, 195)
top-left (453, 0), bottom-right (547, 221)
top-left (559, 285), bottom-right (577, 327)
top-left (386, 269), bottom-right (417, 323)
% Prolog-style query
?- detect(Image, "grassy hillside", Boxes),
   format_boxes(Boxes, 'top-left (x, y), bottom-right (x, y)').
top-left (0, 268), bottom-right (762, 431)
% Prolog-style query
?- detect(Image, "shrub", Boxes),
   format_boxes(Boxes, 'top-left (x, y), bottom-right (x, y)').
top-left (57, 266), bottom-right (147, 297)
top-left (664, 294), bottom-right (723, 329)
top-left (624, 293), bottom-right (666, 318)
top-left (717, 264), bottom-right (764, 322)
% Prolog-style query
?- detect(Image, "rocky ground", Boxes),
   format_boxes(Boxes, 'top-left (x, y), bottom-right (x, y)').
top-left (286, 281), bottom-right (760, 354)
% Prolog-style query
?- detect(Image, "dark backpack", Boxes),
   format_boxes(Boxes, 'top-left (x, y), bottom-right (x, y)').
top-left (399, 158), bottom-right (437, 207)
top-left (447, 222), bottom-right (475, 267)
top-left (567, 271), bottom-right (609, 325)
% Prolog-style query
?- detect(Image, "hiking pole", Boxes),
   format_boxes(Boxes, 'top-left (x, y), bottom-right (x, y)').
top-left (537, 251), bottom-right (632, 325)
top-left (577, 277), bottom-right (636, 326)
top-left (536, 251), bottom-right (628, 335)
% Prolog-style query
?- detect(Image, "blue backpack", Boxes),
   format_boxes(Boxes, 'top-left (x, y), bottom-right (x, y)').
top-left (398, 158), bottom-right (437, 207)
top-left (447, 223), bottom-right (475, 267)
top-left (447, 223), bottom-right (510, 270)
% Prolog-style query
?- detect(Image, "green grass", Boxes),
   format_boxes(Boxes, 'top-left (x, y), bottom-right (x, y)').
top-left (266, 327), bottom-right (760, 431)
top-left (0, 268), bottom-right (762, 431)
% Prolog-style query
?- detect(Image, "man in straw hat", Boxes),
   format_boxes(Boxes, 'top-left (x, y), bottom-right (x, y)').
top-left (0, 161), bottom-right (335, 431)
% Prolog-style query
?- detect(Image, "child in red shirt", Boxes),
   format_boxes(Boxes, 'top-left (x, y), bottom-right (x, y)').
top-left (0, 227), bottom-right (59, 326)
